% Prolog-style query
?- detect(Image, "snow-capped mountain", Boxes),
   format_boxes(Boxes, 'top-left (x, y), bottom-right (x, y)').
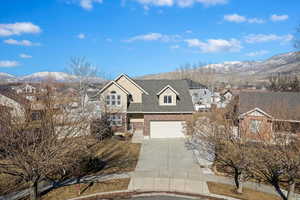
top-left (0, 72), bottom-right (17, 82)
top-left (20, 72), bottom-right (77, 82)
top-left (0, 72), bottom-right (105, 83)
top-left (140, 51), bottom-right (300, 81)
top-left (201, 51), bottom-right (300, 75)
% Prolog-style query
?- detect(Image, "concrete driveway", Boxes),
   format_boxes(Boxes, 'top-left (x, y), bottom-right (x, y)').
top-left (129, 139), bottom-right (209, 195)
top-left (135, 139), bottom-right (203, 177)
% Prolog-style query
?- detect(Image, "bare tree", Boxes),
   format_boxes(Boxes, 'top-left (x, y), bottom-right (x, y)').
top-left (67, 57), bottom-right (100, 109)
top-left (0, 85), bottom-right (90, 200)
top-left (188, 111), bottom-right (251, 194)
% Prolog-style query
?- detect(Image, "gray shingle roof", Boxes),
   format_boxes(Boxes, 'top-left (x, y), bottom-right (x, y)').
top-left (127, 79), bottom-right (194, 113)
top-left (239, 91), bottom-right (300, 120)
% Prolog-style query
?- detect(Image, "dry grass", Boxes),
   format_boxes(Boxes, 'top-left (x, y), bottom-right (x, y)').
top-left (0, 138), bottom-right (141, 197)
top-left (42, 178), bottom-right (130, 200)
top-left (0, 173), bottom-right (28, 196)
top-left (207, 181), bottom-right (281, 200)
top-left (89, 138), bottom-right (141, 175)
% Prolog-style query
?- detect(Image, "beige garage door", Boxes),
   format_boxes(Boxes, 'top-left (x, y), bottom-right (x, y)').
top-left (150, 121), bottom-right (185, 138)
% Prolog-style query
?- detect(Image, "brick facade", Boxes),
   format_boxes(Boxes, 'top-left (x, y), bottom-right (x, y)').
top-left (239, 115), bottom-right (272, 141)
top-left (143, 113), bottom-right (192, 137)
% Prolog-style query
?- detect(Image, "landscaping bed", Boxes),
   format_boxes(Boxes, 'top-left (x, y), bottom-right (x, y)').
top-left (207, 181), bottom-right (281, 200)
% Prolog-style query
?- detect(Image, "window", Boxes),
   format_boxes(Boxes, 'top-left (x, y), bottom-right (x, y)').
top-left (109, 114), bottom-right (122, 126)
top-left (163, 95), bottom-right (172, 104)
top-left (31, 112), bottom-right (41, 121)
top-left (250, 120), bottom-right (262, 134)
top-left (106, 91), bottom-right (121, 106)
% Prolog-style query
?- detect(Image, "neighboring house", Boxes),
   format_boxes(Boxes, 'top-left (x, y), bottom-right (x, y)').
top-left (99, 74), bottom-right (194, 139)
top-left (83, 91), bottom-right (102, 117)
top-left (185, 79), bottom-right (212, 111)
top-left (0, 86), bottom-right (27, 118)
top-left (238, 92), bottom-right (300, 141)
top-left (222, 90), bottom-right (233, 103)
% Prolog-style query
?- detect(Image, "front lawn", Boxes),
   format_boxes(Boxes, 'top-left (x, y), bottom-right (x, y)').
top-left (42, 178), bottom-right (130, 200)
top-left (207, 181), bottom-right (281, 200)
top-left (0, 137), bottom-right (141, 197)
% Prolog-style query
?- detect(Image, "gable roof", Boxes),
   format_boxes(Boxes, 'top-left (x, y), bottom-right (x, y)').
top-left (99, 81), bottom-right (130, 95)
top-left (240, 107), bottom-right (273, 119)
top-left (115, 74), bottom-right (149, 95)
top-left (156, 85), bottom-right (180, 96)
top-left (239, 91), bottom-right (300, 121)
top-left (127, 79), bottom-right (194, 113)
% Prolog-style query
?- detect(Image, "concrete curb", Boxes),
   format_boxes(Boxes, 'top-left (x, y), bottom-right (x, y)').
top-left (67, 189), bottom-right (240, 200)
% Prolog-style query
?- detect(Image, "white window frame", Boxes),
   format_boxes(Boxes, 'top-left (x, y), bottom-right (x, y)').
top-left (163, 95), bottom-right (172, 104)
top-left (250, 120), bottom-right (262, 134)
top-left (109, 114), bottom-right (122, 126)
top-left (106, 92), bottom-right (121, 107)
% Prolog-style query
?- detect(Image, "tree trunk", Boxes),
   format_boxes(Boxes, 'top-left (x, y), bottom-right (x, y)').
top-left (274, 182), bottom-right (288, 200)
top-left (287, 182), bottom-right (295, 200)
top-left (30, 179), bottom-right (39, 200)
top-left (234, 169), bottom-right (243, 194)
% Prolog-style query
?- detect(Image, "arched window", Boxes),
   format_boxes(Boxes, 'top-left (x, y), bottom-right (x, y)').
top-left (106, 91), bottom-right (121, 106)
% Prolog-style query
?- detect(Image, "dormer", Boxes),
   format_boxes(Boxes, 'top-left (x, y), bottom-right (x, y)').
top-left (157, 85), bottom-right (179, 106)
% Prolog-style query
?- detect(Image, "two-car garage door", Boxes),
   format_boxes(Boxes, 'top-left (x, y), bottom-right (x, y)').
top-left (150, 121), bottom-right (185, 138)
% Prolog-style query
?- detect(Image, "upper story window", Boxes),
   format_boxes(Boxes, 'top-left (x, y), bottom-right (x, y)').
top-left (163, 95), bottom-right (172, 104)
top-left (106, 91), bottom-right (121, 106)
top-left (250, 120), bottom-right (262, 134)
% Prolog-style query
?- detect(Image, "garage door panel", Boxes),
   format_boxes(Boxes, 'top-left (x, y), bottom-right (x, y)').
top-left (150, 121), bottom-right (185, 138)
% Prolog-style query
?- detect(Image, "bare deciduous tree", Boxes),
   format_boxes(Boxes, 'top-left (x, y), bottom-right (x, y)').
top-left (0, 85), bottom-right (90, 200)
top-left (67, 57), bottom-right (100, 109)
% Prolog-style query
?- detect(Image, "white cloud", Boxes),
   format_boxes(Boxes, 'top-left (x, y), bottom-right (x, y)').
top-left (185, 30), bottom-right (193, 34)
top-left (133, 0), bottom-right (227, 8)
top-left (246, 50), bottom-right (269, 57)
top-left (185, 38), bottom-right (242, 53)
top-left (4, 38), bottom-right (40, 46)
top-left (0, 60), bottom-right (20, 68)
top-left (244, 34), bottom-right (293, 44)
top-left (270, 14), bottom-right (289, 22)
top-left (0, 22), bottom-right (41, 37)
top-left (79, 0), bottom-right (103, 10)
top-left (124, 32), bottom-right (180, 42)
top-left (224, 14), bottom-right (264, 24)
top-left (106, 38), bottom-right (112, 42)
top-left (224, 14), bottom-right (246, 23)
top-left (19, 53), bottom-right (32, 58)
top-left (77, 33), bottom-right (85, 39)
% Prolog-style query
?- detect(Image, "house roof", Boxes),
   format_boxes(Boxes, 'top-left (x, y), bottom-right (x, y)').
top-left (239, 91), bottom-right (300, 120)
top-left (115, 74), bottom-right (149, 95)
top-left (127, 79), bottom-right (194, 113)
top-left (0, 86), bottom-right (28, 105)
top-left (184, 79), bottom-right (207, 89)
top-left (99, 81), bottom-right (130, 95)
top-left (156, 85), bottom-right (180, 96)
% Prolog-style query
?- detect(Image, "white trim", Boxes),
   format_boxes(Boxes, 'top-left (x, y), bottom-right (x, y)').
top-left (99, 81), bottom-right (130, 95)
top-left (114, 74), bottom-right (149, 95)
top-left (239, 107), bottom-right (273, 119)
top-left (156, 85), bottom-right (180, 96)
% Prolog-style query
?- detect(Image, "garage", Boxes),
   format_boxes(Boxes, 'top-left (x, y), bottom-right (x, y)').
top-left (150, 121), bottom-right (185, 138)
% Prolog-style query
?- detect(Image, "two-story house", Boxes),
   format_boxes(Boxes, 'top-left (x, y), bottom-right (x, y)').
top-left (99, 74), bottom-right (194, 139)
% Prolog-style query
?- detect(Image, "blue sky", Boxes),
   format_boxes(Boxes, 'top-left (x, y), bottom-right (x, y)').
top-left (0, 0), bottom-right (299, 77)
